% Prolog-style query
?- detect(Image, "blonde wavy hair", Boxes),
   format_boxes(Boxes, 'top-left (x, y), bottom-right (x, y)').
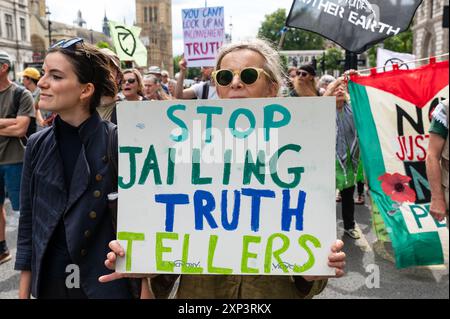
top-left (123, 69), bottom-right (144, 97)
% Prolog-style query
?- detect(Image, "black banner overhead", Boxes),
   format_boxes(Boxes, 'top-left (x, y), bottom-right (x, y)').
top-left (286, 0), bottom-right (423, 53)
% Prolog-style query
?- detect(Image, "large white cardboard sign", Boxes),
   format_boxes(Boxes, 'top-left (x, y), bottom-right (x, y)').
top-left (116, 97), bottom-right (336, 276)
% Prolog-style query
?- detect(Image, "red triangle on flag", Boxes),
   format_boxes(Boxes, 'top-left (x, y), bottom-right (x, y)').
top-left (350, 60), bottom-right (449, 108)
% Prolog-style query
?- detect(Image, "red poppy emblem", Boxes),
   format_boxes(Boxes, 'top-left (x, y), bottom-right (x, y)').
top-left (378, 173), bottom-right (417, 203)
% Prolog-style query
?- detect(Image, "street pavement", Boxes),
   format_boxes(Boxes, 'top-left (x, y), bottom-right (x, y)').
top-left (1, 197), bottom-right (448, 299)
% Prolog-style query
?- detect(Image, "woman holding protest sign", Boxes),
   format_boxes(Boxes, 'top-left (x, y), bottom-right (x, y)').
top-left (100, 39), bottom-right (346, 299)
top-left (14, 38), bottom-right (137, 299)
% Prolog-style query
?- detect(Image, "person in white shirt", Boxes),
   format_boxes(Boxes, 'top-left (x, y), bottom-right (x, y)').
top-left (175, 58), bottom-right (217, 100)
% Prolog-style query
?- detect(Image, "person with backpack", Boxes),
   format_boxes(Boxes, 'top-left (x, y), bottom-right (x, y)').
top-left (14, 39), bottom-right (138, 299)
top-left (0, 52), bottom-right (35, 265)
top-left (174, 57), bottom-right (218, 100)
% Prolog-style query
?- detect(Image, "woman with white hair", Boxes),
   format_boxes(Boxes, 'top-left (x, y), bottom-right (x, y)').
top-left (318, 75), bottom-right (336, 96)
top-left (100, 39), bottom-right (346, 299)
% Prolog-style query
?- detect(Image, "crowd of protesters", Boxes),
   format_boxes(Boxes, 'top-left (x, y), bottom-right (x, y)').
top-left (0, 35), bottom-right (447, 299)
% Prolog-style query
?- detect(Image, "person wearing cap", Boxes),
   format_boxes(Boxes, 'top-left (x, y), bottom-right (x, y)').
top-left (291, 64), bottom-right (319, 97)
top-left (0, 51), bottom-right (35, 265)
top-left (148, 65), bottom-right (162, 76)
top-left (147, 66), bottom-right (170, 95)
top-left (20, 68), bottom-right (41, 96)
top-left (20, 68), bottom-right (51, 131)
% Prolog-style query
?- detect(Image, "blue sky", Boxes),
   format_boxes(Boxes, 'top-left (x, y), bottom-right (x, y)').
top-left (46, 0), bottom-right (293, 55)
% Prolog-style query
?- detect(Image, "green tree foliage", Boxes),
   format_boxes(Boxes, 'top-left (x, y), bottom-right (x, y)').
top-left (173, 55), bottom-right (182, 74)
top-left (368, 29), bottom-right (413, 67)
top-left (280, 55), bottom-right (288, 72)
top-left (173, 55), bottom-right (202, 79)
top-left (319, 47), bottom-right (344, 74)
top-left (97, 41), bottom-right (111, 49)
top-left (257, 9), bottom-right (324, 50)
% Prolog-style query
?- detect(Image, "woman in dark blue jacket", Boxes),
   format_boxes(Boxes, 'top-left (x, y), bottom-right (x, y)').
top-left (14, 38), bottom-right (134, 299)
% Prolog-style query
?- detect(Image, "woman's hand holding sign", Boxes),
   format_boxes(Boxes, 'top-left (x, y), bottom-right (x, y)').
top-left (303, 240), bottom-right (346, 281)
top-left (98, 240), bottom-right (157, 283)
top-left (99, 239), bottom-right (346, 283)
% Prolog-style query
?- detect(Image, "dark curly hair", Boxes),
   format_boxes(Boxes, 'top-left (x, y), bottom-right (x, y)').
top-left (48, 42), bottom-right (117, 113)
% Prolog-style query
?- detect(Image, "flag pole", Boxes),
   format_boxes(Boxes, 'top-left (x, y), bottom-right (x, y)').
top-left (357, 53), bottom-right (449, 74)
top-left (278, 27), bottom-right (288, 51)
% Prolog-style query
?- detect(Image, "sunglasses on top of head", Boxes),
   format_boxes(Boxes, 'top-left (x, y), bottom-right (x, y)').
top-left (50, 38), bottom-right (84, 50)
top-left (212, 67), bottom-right (272, 87)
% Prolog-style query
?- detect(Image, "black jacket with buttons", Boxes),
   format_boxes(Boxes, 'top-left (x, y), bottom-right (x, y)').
top-left (14, 112), bottom-right (133, 299)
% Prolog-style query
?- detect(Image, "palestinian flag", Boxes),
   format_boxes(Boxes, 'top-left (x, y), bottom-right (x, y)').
top-left (348, 60), bottom-right (449, 269)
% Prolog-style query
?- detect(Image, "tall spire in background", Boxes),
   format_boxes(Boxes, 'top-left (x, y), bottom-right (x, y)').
top-left (103, 10), bottom-right (110, 37)
top-left (73, 10), bottom-right (87, 28)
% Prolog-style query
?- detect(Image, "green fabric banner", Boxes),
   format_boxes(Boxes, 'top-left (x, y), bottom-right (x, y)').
top-left (348, 62), bottom-right (449, 268)
top-left (109, 21), bottom-right (147, 67)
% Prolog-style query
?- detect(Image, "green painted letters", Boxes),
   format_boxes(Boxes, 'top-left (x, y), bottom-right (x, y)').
top-left (118, 147), bottom-right (143, 189)
top-left (117, 232), bottom-right (145, 272)
top-left (192, 149), bottom-right (212, 185)
top-left (264, 104), bottom-right (291, 141)
top-left (155, 232), bottom-right (178, 272)
top-left (270, 144), bottom-right (304, 188)
top-left (207, 235), bottom-right (233, 274)
top-left (264, 233), bottom-right (290, 273)
top-left (167, 105), bottom-right (189, 142)
top-left (293, 234), bottom-right (321, 273)
top-left (138, 145), bottom-right (162, 185)
top-left (182, 234), bottom-right (204, 274)
top-left (197, 106), bottom-right (223, 143)
top-left (241, 235), bottom-right (261, 274)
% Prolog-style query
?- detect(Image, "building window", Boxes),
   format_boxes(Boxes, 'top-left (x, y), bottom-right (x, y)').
top-left (154, 7), bottom-right (158, 23)
top-left (144, 6), bottom-right (148, 23)
top-left (5, 14), bottom-right (14, 39)
top-left (20, 17), bottom-right (26, 41)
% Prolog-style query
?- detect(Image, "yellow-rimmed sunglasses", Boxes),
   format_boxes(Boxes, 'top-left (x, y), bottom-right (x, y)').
top-left (212, 67), bottom-right (272, 87)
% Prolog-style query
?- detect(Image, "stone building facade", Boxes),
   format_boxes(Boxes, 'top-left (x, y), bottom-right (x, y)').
top-left (136, 0), bottom-right (173, 75)
top-left (0, 0), bottom-right (33, 78)
top-left (28, 0), bottom-right (111, 64)
top-left (412, 0), bottom-right (449, 59)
